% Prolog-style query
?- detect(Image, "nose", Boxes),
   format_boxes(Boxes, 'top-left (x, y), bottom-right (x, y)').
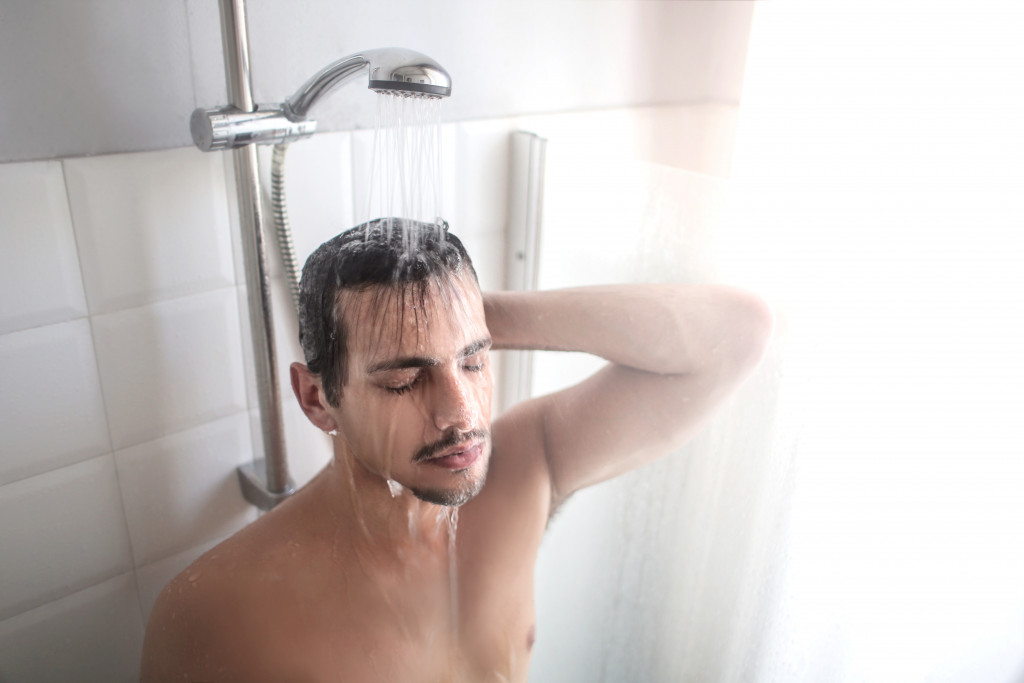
top-left (431, 368), bottom-right (475, 432)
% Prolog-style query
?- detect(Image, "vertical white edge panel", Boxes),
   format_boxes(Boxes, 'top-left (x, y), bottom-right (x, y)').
top-left (499, 132), bottom-right (547, 415)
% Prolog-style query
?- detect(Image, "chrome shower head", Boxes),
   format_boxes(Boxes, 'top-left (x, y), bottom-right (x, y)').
top-left (191, 47), bottom-right (450, 152)
top-left (283, 48), bottom-right (452, 122)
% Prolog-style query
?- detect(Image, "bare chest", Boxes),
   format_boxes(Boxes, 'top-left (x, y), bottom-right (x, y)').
top-left (277, 540), bottom-right (536, 682)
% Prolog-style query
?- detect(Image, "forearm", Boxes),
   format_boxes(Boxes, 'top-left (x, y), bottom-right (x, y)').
top-left (484, 284), bottom-right (773, 377)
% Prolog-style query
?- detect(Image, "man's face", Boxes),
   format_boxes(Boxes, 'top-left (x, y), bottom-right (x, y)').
top-left (332, 272), bottom-right (493, 506)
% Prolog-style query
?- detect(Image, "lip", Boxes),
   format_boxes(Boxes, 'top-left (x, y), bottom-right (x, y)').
top-left (423, 442), bottom-right (482, 470)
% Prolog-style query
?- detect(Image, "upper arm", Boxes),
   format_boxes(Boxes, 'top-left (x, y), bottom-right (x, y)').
top-left (140, 573), bottom-right (244, 682)
top-left (140, 578), bottom-right (206, 682)
top-left (527, 316), bottom-right (771, 507)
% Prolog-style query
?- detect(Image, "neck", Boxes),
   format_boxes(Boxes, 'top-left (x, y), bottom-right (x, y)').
top-left (310, 445), bottom-right (455, 558)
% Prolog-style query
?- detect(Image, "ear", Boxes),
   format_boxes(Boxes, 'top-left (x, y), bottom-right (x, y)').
top-left (290, 362), bottom-right (338, 433)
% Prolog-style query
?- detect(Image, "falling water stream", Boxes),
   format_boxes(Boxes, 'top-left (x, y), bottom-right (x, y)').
top-left (363, 92), bottom-right (445, 237)
top-left (365, 91), bottom-right (463, 650)
top-left (445, 505), bottom-right (460, 640)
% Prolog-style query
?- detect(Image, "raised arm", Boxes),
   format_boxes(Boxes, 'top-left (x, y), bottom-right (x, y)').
top-left (485, 284), bottom-right (773, 508)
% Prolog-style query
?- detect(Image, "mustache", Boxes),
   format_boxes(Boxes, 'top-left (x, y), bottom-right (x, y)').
top-left (413, 428), bottom-right (490, 463)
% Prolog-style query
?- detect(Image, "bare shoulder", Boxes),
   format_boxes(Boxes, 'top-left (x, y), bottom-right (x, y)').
top-left (140, 561), bottom-right (228, 680)
top-left (479, 397), bottom-right (553, 520)
top-left (140, 533), bottom-right (263, 681)
top-left (140, 506), bottom-right (322, 682)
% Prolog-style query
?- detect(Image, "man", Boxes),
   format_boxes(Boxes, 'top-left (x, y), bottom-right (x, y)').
top-left (141, 218), bottom-right (773, 681)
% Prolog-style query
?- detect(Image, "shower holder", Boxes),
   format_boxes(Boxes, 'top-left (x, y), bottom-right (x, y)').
top-left (237, 457), bottom-right (296, 511)
top-left (191, 105), bottom-right (317, 152)
top-left (199, 5), bottom-right (452, 511)
top-left (191, 47), bottom-right (450, 154)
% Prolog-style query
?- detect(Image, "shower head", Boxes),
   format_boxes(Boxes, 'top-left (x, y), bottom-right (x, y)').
top-left (283, 48), bottom-right (452, 122)
top-left (191, 47), bottom-right (450, 152)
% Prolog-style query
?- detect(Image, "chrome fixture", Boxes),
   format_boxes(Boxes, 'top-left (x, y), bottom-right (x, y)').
top-left (284, 48), bottom-right (451, 121)
top-left (269, 49), bottom-right (451, 310)
top-left (192, 48), bottom-right (452, 152)
top-left (199, 0), bottom-right (451, 511)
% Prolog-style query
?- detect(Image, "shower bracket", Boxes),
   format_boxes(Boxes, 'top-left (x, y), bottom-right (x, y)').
top-left (200, 0), bottom-right (452, 513)
top-left (238, 458), bottom-right (296, 511)
top-left (190, 105), bottom-right (317, 152)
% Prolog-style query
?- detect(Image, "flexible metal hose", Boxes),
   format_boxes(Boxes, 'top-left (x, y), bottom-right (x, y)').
top-left (270, 143), bottom-right (302, 313)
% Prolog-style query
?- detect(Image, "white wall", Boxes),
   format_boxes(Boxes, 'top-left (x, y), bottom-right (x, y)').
top-left (0, 0), bottom-right (753, 162)
top-left (0, 102), bottom-right (739, 681)
top-left (0, 1), bottom-right (754, 679)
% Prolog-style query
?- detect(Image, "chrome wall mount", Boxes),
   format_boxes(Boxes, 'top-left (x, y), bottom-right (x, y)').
top-left (200, 0), bottom-right (451, 511)
top-left (191, 106), bottom-right (317, 152)
top-left (191, 46), bottom-right (452, 153)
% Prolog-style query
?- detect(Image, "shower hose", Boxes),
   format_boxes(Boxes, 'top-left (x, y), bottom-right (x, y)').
top-left (270, 143), bottom-right (302, 314)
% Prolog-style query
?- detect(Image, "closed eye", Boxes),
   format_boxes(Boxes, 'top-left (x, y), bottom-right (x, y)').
top-left (384, 372), bottom-right (423, 395)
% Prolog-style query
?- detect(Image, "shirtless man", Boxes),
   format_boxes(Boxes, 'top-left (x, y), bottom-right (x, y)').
top-left (141, 218), bottom-right (773, 682)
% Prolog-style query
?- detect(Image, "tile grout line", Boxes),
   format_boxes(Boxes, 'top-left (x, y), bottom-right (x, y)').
top-left (0, 313), bottom-right (92, 338)
top-left (0, 408), bottom-right (254, 490)
top-left (59, 158), bottom-right (149, 632)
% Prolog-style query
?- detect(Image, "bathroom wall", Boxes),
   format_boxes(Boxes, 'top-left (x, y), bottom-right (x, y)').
top-left (0, 104), bottom-right (738, 681)
top-left (0, 0), bottom-right (752, 163)
top-left (0, 1), bottom-right (753, 680)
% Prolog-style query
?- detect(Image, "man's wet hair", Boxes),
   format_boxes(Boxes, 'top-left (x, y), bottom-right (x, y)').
top-left (298, 217), bottom-right (478, 406)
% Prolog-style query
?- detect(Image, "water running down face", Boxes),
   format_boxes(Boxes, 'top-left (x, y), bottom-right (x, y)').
top-left (330, 271), bottom-right (494, 506)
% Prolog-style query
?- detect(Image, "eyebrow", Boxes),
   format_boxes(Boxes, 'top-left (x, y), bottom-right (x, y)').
top-left (366, 337), bottom-right (492, 375)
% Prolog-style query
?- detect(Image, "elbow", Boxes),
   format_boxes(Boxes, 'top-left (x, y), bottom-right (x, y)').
top-left (683, 286), bottom-right (773, 383)
top-left (741, 290), bottom-right (775, 355)
top-left (725, 289), bottom-right (775, 376)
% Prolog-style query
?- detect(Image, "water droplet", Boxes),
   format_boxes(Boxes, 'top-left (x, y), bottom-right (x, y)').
top-left (386, 478), bottom-right (404, 498)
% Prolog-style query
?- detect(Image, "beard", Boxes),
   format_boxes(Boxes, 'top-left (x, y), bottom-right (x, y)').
top-left (409, 455), bottom-right (489, 507)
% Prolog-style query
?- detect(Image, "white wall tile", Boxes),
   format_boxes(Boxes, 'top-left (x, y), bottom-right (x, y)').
top-left (458, 229), bottom-right (507, 294)
top-left (282, 403), bottom-right (332, 490)
top-left (351, 122), bottom-right (457, 229)
top-left (350, 126), bottom-right (377, 226)
top-left (516, 109), bottom-right (650, 162)
top-left (115, 413), bottom-right (257, 567)
top-left (0, 319), bottom-right (111, 486)
top-left (514, 104), bottom-right (739, 176)
top-left (65, 147), bottom-right (235, 315)
top-left (91, 288), bottom-right (248, 450)
top-left (0, 0), bottom-right (195, 161)
top-left (2, 1), bottom-right (753, 162)
top-left (277, 131), bottom-right (355, 265)
top-left (0, 160), bottom-right (88, 335)
top-left (0, 572), bottom-right (144, 683)
top-left (185, 0), bottom-right (228, 109)
top-left (440, 123), bottom-right (459, 230)
top-left (449, 120), bottom-right (512, 238)
top-left (0, 456), bottom-right (133, 620)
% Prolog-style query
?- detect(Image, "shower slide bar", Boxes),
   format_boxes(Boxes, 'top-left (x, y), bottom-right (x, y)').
top-left (195, 0), bottom-right (451, 510)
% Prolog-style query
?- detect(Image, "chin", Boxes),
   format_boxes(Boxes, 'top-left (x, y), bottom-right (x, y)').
top-left (410, 461), bottom-right (488, 507)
